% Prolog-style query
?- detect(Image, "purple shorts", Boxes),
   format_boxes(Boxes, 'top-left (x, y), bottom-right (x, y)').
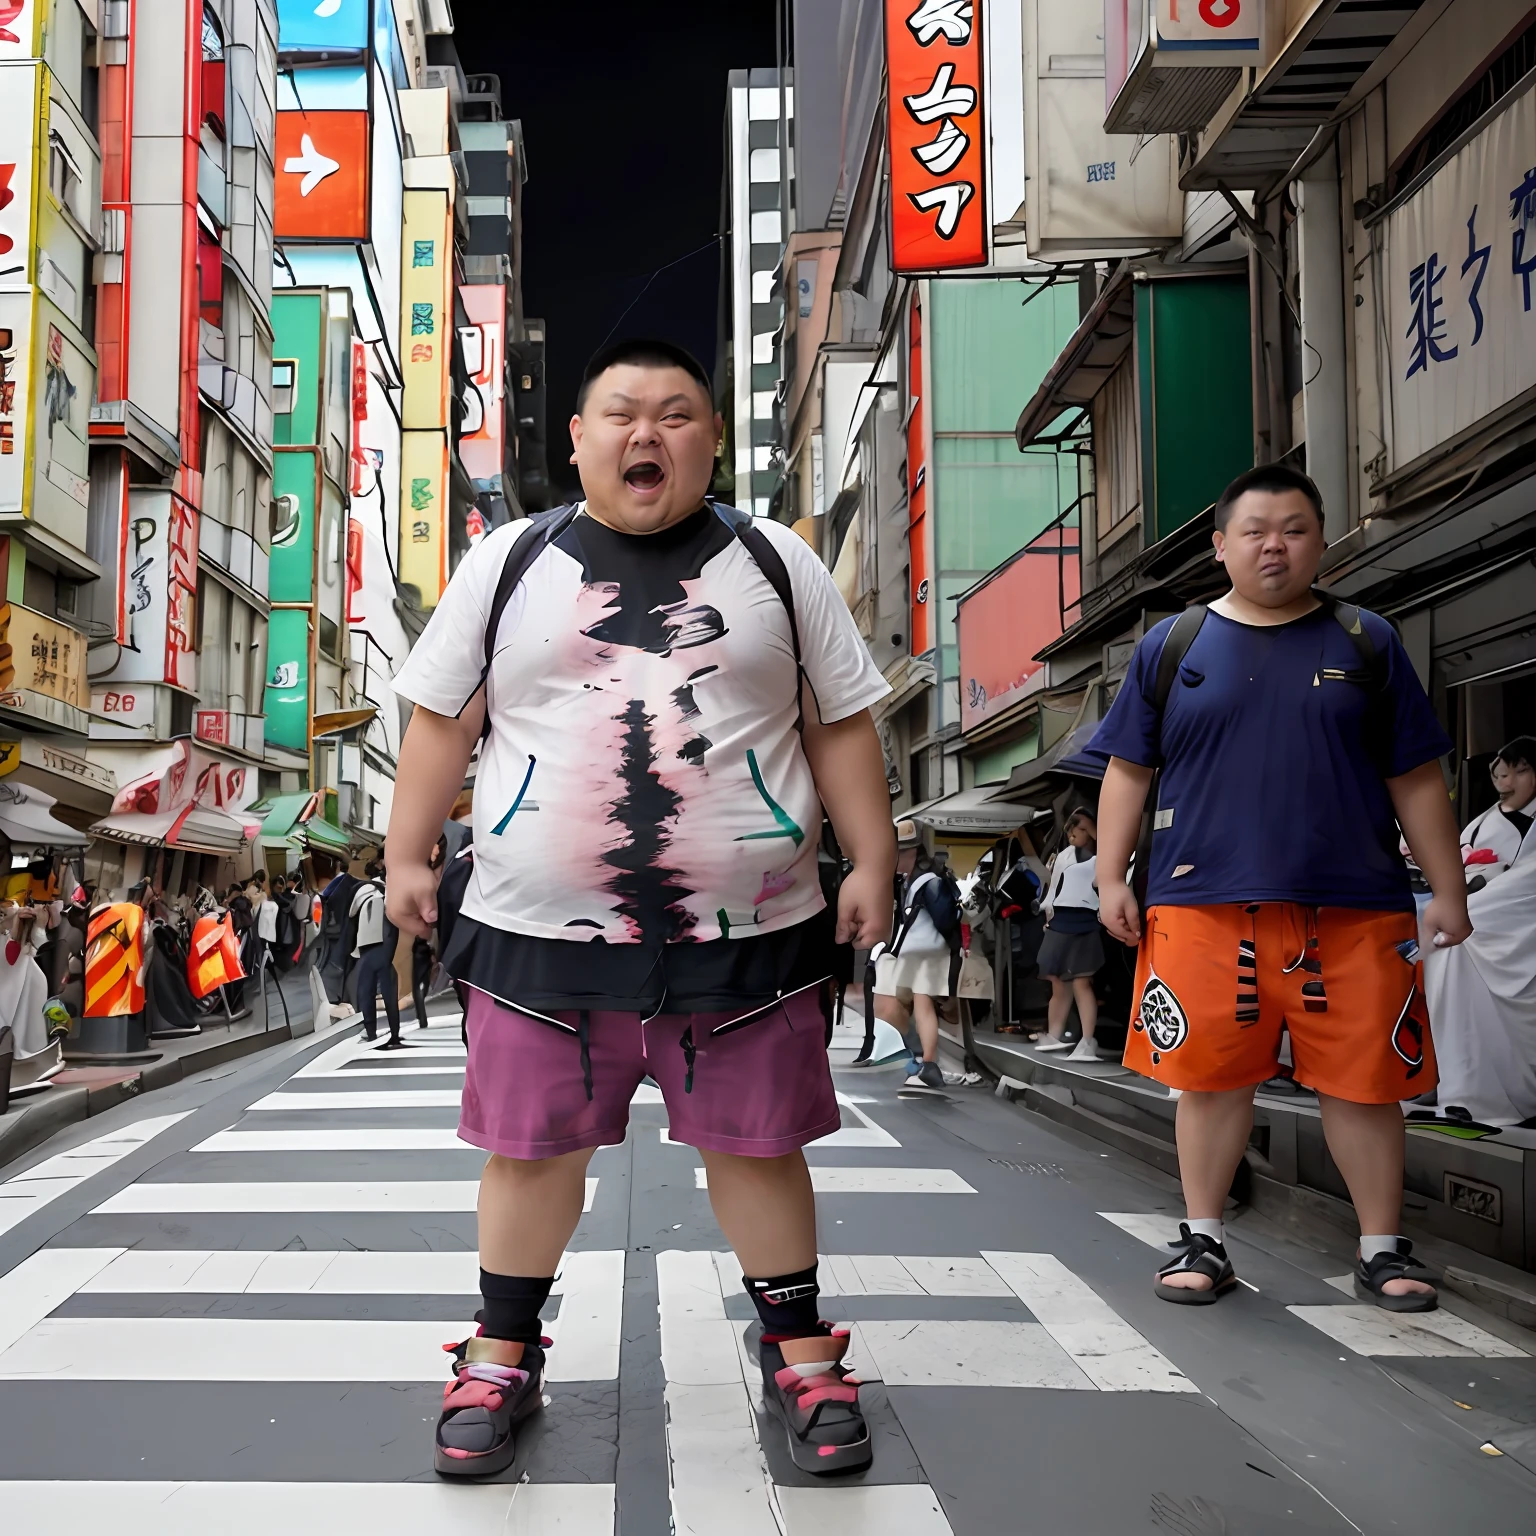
top-left (459, 984), bottom-right (840, 1160)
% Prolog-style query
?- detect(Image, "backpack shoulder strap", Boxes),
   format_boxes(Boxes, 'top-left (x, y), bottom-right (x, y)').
top-left (710, 500), bottom-right (806, 731)
top-left (477, 504), bottom-right (581, 737)
top-left (1318, 592), bottom-right (1387, 690)
top-left (1151, 606), bottom-right (1208, 715)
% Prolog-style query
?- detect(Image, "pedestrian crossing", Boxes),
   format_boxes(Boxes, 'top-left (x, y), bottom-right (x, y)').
top-left (3, 1012), bottom-right (1529, 1536)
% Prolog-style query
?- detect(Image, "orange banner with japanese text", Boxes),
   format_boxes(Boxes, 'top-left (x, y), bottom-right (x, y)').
top-left (886, 0), bottom-right (988, 272)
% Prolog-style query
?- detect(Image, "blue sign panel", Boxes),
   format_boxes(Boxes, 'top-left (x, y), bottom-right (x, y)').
top-left (276, 0), bottom-right (370, 53)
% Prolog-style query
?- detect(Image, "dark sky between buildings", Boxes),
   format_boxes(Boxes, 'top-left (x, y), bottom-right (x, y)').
top-left (454, 2), bottom-right (781, 498)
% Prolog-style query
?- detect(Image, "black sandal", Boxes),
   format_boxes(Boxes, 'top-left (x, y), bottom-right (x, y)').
top-left (1154, 1232), bottom-right (1238, 1305)
top-left (1354, 1240), bottom-right (1438, 1313)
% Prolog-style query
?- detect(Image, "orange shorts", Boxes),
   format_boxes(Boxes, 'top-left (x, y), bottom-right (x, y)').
top-left (1126, 904), bottom-right (1435, 1104)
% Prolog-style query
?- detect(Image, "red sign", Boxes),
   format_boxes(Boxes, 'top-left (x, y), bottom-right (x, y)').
top-left (956, 522), bottom-right (1081, 732)
top-left (164, 495), bottom-right (199, 690)
top-left (886, 0), bottom-right (988, 272)
top-left (195, 709), bottom-right (228, 745)
top-left (907, 290), bottom-right (930, 656)
top-left (275, 111), bottom-right (369, 240)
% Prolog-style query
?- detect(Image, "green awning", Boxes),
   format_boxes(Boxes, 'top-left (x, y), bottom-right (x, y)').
top-left (257, 792), bottom-right (320, 844)
top-left (300, 816), bottom-right (352, 854)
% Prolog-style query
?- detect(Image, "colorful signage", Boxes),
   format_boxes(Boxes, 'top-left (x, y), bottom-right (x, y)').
top-left (398, 428), bottom-right (447, 607)
top-left (457, 283), bottom-right (505, 492)
top-left (97, 488), bottom-right (199, 688)
top-left (270, 450), bottom-right (317, 602)
top-left (886, 0), bottom-right (988, 272)
top-left (275, 110), bottom-right (369, 240)
top-left (906, 290), bottom-right (931, 655)
top-left (957, 523), bottom-right (1081, 732)
top-left (275, 0), bottom-right (370, 53)
top-left (0, 602), bottom-right (87, 710)
top-left (0, 1), bottom-right (43, 58)
top-left (400, 189), bottom-right (452, 430)
top-left (1155, 0), bottom-right (1262, 55)
top-left (0, 296), bottom-right (24, 512)
top-left (264, 606), bottom-right (311, 751)
top-left (0, 61), bottom-right (40, 283)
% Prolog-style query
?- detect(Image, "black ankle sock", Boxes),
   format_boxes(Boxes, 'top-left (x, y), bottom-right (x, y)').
top-left (478, 1270), bottom-right (554, 1345)
top-left (744, 1264), bottom-right (828, 1340)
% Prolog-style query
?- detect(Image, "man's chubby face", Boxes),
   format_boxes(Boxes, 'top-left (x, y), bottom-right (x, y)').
top-left (569, 364), bottom-right (722, 534)
top-left (1213, 489), bottom-right (1326, 607)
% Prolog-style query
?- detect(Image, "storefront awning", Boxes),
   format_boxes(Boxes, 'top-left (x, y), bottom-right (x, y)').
top-left (908, 788), bottom-right (1035, 837)
top-left (0, 783), bottom-right (90, 847)
top-left (313, 707), bottom-right (378, 737)
top-left (1014, 264), bottom-right (1135, 450)
top-left (257, 792), bottom-right (321, 843)
top-left (91, 804), bottom-right (253, 855)
top-left (996, 720), bottom-right (1108, 805)
top-left (300, 816), bottom-right (352, 854)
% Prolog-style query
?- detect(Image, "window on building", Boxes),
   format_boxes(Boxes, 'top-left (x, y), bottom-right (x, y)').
top-left (197, 224), bottom-right (224, 331)
top-left (271, 360), bottom-right (296, 416)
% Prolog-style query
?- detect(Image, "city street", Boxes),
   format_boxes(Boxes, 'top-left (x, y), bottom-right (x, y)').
top-left (1, 1010), bottom-right (1533, 1534)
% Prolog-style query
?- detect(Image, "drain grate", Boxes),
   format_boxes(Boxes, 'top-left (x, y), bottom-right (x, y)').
top-left (989, 1157), bottom-right (1067, 1178)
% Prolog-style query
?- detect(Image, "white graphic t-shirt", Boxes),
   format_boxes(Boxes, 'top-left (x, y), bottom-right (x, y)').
top-left (392, 506), bottom-right (890, 947)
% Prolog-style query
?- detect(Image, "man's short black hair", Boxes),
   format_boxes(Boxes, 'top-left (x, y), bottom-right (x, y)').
top-left (1214, 463), bottom-right (1326, 531)
top-left (576, 337), bottom-right (714, 414)
top-left (1494, 737), bottom-right (1536, 773)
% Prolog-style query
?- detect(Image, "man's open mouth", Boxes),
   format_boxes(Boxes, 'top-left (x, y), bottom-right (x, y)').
top-left (623, 461), bottom-right (665, 491)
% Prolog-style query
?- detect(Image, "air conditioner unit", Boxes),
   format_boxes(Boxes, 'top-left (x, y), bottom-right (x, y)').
top-left (1104, 0), bottom-right (1268, 135)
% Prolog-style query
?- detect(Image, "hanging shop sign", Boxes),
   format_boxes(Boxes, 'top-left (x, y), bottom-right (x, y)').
top-left (264, 606), bottom-right (311, 752)
top-left (0, 59), bottom-right (40, 284)
top-left (398, 428), bottom-right (447, 607)
top-left (270, 449), bottom-right (317, 603)
top-left (0, 1), bottom-right (44, 58)
top-left (0, 601), bottom-right (87, 712)
top-left (94, 488), bottom-right (198, 689)
top-left (0, 296), bottom-right (25, 514)
top-left (400, 188), bottom-right (452, 431)
top-left (906, 290), bottom-right (932, 655)
top-left (457, 282), bottom-right (506, 496)
top-left (886, 0), bottom-right (988, 272)
top-left (1382, 78), bottom-right (1536, 475)
top-left (275, 109), bottom-right (370, 241)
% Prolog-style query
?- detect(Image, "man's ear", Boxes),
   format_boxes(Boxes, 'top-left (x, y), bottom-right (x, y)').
top-left (1211, 529), bottom-right (1227, 566)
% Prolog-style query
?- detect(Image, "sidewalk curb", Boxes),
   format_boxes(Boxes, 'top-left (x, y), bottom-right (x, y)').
top-left (0, 990), bottom-right (363, 1176)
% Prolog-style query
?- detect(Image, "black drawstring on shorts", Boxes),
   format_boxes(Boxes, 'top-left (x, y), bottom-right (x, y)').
top-left (679, 1023), bottom-right (696, 1095)
top-left (577, 1009), bottom-right (593, 1101)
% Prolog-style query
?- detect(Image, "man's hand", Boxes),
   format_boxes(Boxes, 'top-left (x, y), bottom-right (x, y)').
top-left (1422, 893), bottom-right (1472, 950)
top-left (387, 862), bottom-right (440, 940)
top-left (1098, 877), bottom-right (1143, 946)
top-left (837, 864), bottom-right (892, 949)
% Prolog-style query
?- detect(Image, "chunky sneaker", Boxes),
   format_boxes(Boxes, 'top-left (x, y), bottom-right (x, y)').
top-left (900, 1060), bottom-right (947, 1095)
top-left (760, 1328), bottom-right (872, 1474)
top-left (434, 1334), bottom-right (546, 1478)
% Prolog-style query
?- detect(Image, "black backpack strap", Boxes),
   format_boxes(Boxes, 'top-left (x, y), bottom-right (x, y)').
top-left (477, 504), bottom-right (581, 736)
top-left (1150, 605), bottom-right (1209, 755)
top-left (710, 500), bottom-right (806, 731)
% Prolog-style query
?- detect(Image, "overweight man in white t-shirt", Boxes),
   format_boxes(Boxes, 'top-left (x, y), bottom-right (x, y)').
top-left (386, 338), bottom-right (895, 1479)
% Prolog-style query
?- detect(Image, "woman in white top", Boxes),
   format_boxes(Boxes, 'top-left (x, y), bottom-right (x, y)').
top-left (1034, 809), bottom-right (1103, 1062)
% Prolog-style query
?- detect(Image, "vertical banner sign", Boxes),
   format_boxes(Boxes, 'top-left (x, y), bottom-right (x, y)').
top-left (398, 429), bottom-right (448, 605)
top-left (0, 297), bottom-right (26, 513)
top-left (906, 290), bottom-right (931, 654)
top-left (400, 189), bottom-right (452, 431)
top-left (1155, 0), bottom-right (1262, 56)
top-left (456, 283), bottom-right (505, 495)
top-left (164, 495), bottom-right (199, 691)
top-left (0, 2), bottom-right (44, 57)
top-left (887, 0), bottom-right (988, 272)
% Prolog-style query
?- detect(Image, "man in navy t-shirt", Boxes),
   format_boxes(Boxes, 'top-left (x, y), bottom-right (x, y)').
top-left (1091, 464), bottom-right (1470, 1314)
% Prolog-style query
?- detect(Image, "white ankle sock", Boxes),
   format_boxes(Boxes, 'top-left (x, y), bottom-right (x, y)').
top-left (1185, 1218), bottom-right (1224, 1245)
top-left (1358, 1234), bottom-right (1401, 1263)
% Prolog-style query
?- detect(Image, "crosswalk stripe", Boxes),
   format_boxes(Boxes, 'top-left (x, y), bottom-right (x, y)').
top-left (982, 1251), bottom-right (1199, 1393)
top-left (656, 1249), bottom-right (956, 1535)
top-left (1098, 1211), bottom-right (1184, 1250)
top-left (75, 1247), bottom-right (484, 1294)
top-left (1287, 1304), bottom-right (1528, 1358)
top-left (192, 1128), bottom-right (480, 1152)
top-left (814, 1254), bottom-right (1013, 1296)
top-left (0, 1248), bottom-right (124, 1354)
top-left (90, 1177), bottom-right (599, 1214)
top-left (693, 1167), bottom-right (974, 1194)
top-left (847, 1319), bottom-right (1093, 1389)
top-left (250, 1089), bottom-right (464, 1110)
top-left (0, 1114), bottom-right (190, 1238)
top-left (0, 1481), bottom-right (615, 1534)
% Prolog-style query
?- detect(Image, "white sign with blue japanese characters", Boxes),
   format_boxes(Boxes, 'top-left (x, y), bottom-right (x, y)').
top-left (1383, 79), bottom-right (1536, 471)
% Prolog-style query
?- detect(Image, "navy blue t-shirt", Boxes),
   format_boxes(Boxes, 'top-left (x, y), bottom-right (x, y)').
top-left (1089, 605), bottom-right (1453, 911)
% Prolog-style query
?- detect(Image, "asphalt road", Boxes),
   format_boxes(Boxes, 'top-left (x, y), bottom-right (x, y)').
top-left (0, 1004), bottom-right (1532, 1534)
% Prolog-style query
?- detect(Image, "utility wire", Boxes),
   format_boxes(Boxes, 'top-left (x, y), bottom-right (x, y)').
top-left (595, 236), bottom-right (722, 351)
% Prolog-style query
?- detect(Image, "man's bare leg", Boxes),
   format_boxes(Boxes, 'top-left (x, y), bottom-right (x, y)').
top-left (1162, 1085), bottom-right (1255, 1292)
top-left (479, 1146), bottom-right (595, 1276)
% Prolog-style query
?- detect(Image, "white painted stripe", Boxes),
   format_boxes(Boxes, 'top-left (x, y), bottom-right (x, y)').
top-left (693, 1167), bottom-right (974, 1194)
top-left (0, 1481), bottom-right (613, 1534)
top-left (1098, 1211), bottom-right (1187, 1250)
top-left (295, 1038), bottom-right (466, 1075)
top-left (0, 1317), bottom-right (473, 1380)
top-left (848, 1320), bottom-right (1093, 1389)
top-left (1288, 1304), bottom-right (1529, 1358)
top-left (982, 1251), bottom-right (1199, 1392)
top-left (658, 1249), bottom-right (782, 1535)
top-left (250, 1089), bottom-right (464, 1110)
top-left (807, 1254), bottom-right (1011, 1297)
top-left (0, 1249), bottom-right (126, 1353)
top-left (91, 1177), bottom-right (598, 1215)
top-left (662, 1122), bottom-right (897, 1149)
top-left (775, 1484), bottom-right (953, 1535)
top-left (0, 1113), bottom-right (190, 1238)
top-left (303, 1065), bottom-right (469, 1078)
top-left (192, 1128), bottom-right (480, 1153)
top-left (546, 1249), bottom-right (625, 1382)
